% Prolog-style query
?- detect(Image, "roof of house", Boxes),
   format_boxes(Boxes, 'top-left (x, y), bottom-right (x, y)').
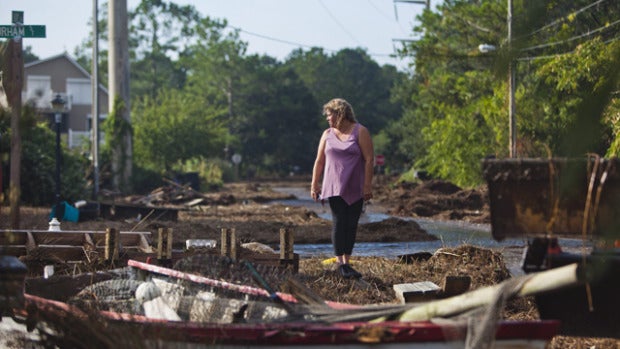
top-left (25, 53), bottom-right (108, 94)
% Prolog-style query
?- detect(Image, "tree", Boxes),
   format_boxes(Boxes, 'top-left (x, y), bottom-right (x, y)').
top-left (392, 0), bottom-right (620, 187)
top-left (0, 105), bottom-right (88, 206)
top-left (392, 0), bottom-right (505, 186)
top-left (287, 48), bottom-right (403, 132)
top-left (234, 56), bottom-right (319, 174)
top-left (23, 45), bottom-right (39, 64)
top-left (132, 89), bottom-right (227, 174)
top-left (129, 0), bottom-right (201, 98)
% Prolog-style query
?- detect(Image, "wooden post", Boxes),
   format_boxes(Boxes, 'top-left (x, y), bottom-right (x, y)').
top-left (279, 228), bottom-right (298, 272)
top-left (104, 228), bottom-right (119, 261)
top-left (157, 227), bottom-right (172, 260)
top-left (279, 228), bottom-right (294, 260)
top-left (220, 228), bottom-right (237, 260)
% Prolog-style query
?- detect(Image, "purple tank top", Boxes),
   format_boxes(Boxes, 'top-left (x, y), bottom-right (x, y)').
top-left (321, 123), bottom-right (365, 205)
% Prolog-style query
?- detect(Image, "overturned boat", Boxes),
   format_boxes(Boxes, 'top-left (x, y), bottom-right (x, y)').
top-left (1, 253), bottom-right (568, 349)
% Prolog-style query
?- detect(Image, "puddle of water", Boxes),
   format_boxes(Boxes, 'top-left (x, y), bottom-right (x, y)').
top-left (272, 186), bottom-right (592, 275)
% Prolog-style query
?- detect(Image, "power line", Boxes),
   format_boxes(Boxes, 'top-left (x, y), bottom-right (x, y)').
top-left (521, 16), bottom-right (620, 52)
top-left (317, 0), bottom-right (364, 47)
top-left (225, 24), bottom-right (395, 60)
top-left (228, 25), bottom-right (337, 53)
top-left (368, 0), bottom-right (396, 23)
top-left (517, 35), bottom-right (619, 62)
top-left (524, 0), bottom-right (609, 38)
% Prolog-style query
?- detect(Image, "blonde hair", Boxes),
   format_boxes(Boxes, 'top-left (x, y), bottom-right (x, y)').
top-left (323, 98), bottom-right (357, 129)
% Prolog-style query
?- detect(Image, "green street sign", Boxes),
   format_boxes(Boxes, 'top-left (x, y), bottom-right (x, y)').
top-left (0, 24), bottom-right (45, 38)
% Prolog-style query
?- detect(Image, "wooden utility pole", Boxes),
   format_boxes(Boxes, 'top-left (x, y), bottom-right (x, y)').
top-left (2, 11), bottom-right (46, 228)
top-left (6, 38), bottom-right (22, 228)
top-left (108, 0), bottom-right (132, 192)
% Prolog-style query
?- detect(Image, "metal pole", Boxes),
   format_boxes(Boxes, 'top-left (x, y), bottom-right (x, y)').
top-left (54, 111), bottom-right (62, 215)
top-left (92, 0), bottom-right (100, 199)
top-left (507, 0), bottom-right (516, 158)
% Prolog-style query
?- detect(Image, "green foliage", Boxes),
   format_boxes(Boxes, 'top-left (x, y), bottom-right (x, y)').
top-left (129, 0), bottom-right (201, 98)
top-left (101, 96), bottom-right (133, 191)
top-left (231, 59), bottom-right (319, 175)
top-left (24, 135), bottom-right (89, 205)
top-left (396, 167), bottom-right (421, 185)
top-left (132, 88), bottom-right (227, 173)
top-left (286, 47), bottom-right (405, 140)
top-left (606, 97), bottom-right (620, 157)
top-left (392, 0), bottom-right (620, 187)
top-left (535, 39), bottom-right (620, 156)
top-left (129, 165), bottom-right (163, 195)
top-left (0, 106), bottom-right (88, 205)
top-left (173, 156), bottom-right (228, 191)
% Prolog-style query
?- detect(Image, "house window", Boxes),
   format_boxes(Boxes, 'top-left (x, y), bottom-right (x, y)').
top-left (67, 78), bottom-right (91, 105)
top-left (26, 75), bottom-right (51, 108)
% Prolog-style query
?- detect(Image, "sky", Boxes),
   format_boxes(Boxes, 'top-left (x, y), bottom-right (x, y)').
top-left (0, 0), bottom-right (431, 71)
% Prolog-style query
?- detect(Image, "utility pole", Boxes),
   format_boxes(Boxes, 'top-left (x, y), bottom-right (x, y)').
top-left (6, 37), bottom-right (22, 228)
top-left (507, 0), bottom-right (516, 158)
top-left (2, 11), bottom-right (46, 228)
top-left (92, 0), bottom-right (100, 199)
top-left (108, 0), bottom-right (132, 192)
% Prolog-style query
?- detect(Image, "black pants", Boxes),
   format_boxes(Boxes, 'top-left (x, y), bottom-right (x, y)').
top-left (328, 196), bottom-right (364, 256)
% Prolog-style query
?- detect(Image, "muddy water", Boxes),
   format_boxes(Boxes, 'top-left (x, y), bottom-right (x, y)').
top-left (273, 186), bottom-right (592, 276)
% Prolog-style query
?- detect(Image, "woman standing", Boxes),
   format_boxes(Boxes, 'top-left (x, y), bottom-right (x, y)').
top-left (311, 98), bottom-right (374, 279)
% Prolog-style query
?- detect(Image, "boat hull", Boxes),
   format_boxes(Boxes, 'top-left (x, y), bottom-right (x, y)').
top-left (23, 293), bottom-right (558, 349)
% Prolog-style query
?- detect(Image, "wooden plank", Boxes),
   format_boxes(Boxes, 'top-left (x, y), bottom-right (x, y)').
top-left (393, 281), bottom-right (441, 304)
top-left (1, 246), bottom-right (27, 256)
top-left (1, 229), bottom-right (152, 237)
top-left (120, 233), bottom-right (151, 251)
top-left (1, 229), bottom-right (151, 246)
top-left (0, 230), bottom-right (28, 245)
top-left (27, 231), bottom-right (84, 246)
